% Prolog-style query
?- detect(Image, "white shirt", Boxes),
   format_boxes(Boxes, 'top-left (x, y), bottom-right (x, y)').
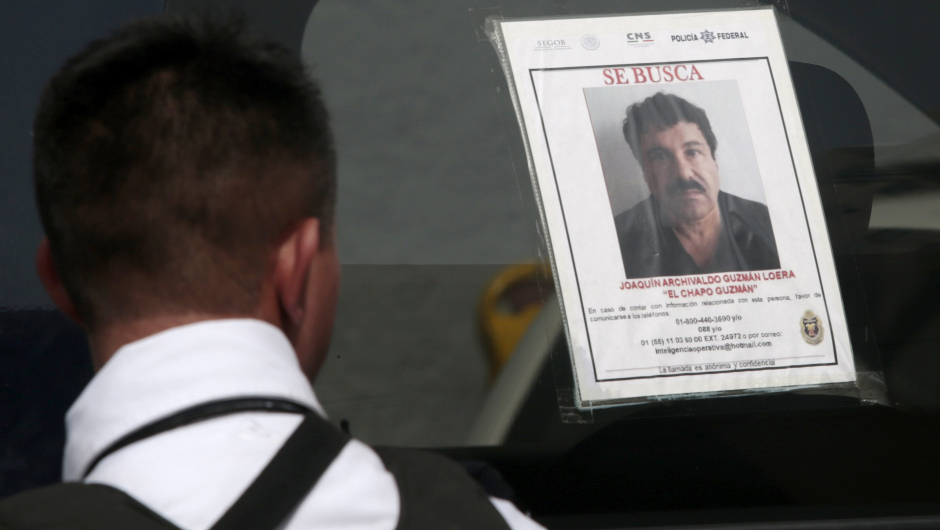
top-left (63, 319), bottom-right (543, 530)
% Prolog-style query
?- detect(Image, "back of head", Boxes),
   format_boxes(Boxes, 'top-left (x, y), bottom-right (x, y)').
top-left (622, 92), bottom-right (717, 160)
top-left (34, 16), bottom-right (336, 330)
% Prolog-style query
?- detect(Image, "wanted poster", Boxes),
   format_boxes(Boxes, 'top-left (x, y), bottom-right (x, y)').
top-left (491, 8), bottom-right (856, 407)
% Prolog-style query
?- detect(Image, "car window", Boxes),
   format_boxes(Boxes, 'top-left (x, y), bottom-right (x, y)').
top-left (4, 1), bottom-right (940, 526)
top-left (301, 0), bottom-right (940, 447)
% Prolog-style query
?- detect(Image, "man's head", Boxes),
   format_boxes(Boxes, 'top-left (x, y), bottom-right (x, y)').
top-left (622, 92), bottom-right (720, 223)
top-left (34, 16), bottom-right (338, 361)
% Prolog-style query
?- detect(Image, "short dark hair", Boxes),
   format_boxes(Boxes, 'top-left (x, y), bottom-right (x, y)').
top-left (622, 92), bottom-right (717, 160)
top-left (34, 16), bottom-right (337, 329)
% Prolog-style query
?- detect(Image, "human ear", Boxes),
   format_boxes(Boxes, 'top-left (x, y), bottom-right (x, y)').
top-left (272, 218), bottom-right (321, 327)
top-left (36, 237), bottom-right (83, 324)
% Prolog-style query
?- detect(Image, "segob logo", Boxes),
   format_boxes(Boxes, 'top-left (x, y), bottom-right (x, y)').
top-left (581, 34), bottom-right (600, 50)
top-left (535, 39), bottom-right (571, 51)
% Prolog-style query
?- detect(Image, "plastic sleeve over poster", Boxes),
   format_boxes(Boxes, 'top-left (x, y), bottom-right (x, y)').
top-left (489, 7), bottom-right (856, 408)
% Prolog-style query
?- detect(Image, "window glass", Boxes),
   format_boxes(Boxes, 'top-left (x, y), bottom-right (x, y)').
top-left (302, 0), bottom-right (940, 449)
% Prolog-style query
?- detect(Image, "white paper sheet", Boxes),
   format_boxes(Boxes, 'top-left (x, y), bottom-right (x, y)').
top-left (492, 7), bottom-right (856, 407)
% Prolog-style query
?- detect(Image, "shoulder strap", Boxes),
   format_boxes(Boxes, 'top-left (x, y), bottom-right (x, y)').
top-left (84, 397), bottom-right (311, 478)
top-left (0, 398), bottom-right (349, 530)
top-left (374, 447), bottom-right (511, 530)
top-left (210, 408), bottom-right (348, 530)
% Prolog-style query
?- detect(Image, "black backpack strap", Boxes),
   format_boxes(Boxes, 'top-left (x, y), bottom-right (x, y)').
top-left (373, 447), bottom-right (512, 530)
top-left (210, 409), bottom-right (348, 530)
top-left (84, 397), bottom-right (311, 478)
top-left (0, 398), bottom-right (349, 530)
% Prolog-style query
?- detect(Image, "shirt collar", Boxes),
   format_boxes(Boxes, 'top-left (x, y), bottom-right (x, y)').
top-left (63, 318), bottom-right (324, 481)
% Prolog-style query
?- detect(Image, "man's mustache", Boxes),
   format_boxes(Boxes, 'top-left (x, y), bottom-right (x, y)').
top-left (666, 179), bottom-right (706, 195)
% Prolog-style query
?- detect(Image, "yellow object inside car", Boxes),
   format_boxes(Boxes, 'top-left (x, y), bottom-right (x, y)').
top-left (478, 263), bottom-right (553, 381)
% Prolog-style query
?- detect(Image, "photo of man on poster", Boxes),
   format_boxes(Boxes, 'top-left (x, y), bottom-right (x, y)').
top-left (612, 91), bottom-right (780, 279)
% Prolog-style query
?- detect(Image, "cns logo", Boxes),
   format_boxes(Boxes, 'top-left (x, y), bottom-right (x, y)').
top-left (535, 39), bottom-right (571, 51)
top-left (626, 31), bottom-right (655, 46)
